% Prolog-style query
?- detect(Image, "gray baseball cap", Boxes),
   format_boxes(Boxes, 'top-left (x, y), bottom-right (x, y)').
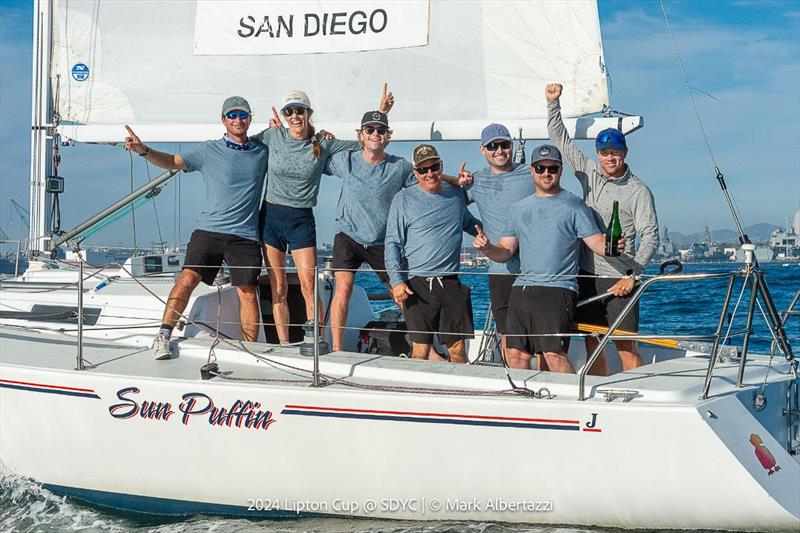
top-left (221, 96), bottom-right (252, 116)
top-left (530, 144), bottom-right (562, 164)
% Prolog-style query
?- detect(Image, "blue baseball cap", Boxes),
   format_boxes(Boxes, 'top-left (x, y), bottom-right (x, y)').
top-left (596, 128), bottom-right (626, 151)
top-left (480, 123), bottom-right (512, 147)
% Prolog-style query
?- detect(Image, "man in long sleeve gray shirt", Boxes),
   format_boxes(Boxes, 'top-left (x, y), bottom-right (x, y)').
top-left (546, 83), bottom-right (659, 375)
top-left (385, 144), bottom-right (482, 363)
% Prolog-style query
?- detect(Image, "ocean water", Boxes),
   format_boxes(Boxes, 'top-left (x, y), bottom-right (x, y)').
top-left (0, 262), bottom-right (797, 532)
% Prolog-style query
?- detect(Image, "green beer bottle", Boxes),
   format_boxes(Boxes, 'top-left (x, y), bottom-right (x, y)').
top-left (605, 201), bottom-right (622, 256)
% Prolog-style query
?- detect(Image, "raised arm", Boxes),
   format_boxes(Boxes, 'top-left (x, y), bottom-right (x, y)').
top-left (124, 125), bottom-right (187, 171)
top-left (545, 84), bottom-right (593, 188)
top-left (379, 82), bottom-right (394, 114)
top-left (473, 226), bottom-right (518, 263)
top-left (442, 161), bottom-right (474, 187)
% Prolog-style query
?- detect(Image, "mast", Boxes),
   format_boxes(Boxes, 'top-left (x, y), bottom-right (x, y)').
top-left (29, 0), bottom-right (54, 257)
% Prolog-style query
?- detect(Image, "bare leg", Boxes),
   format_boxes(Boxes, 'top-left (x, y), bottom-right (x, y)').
top-left (411, 342), bottom-right (432, 359)
top-left (264, 245), bottom-right (289, 343)
top-left (614, 339), bottom-right (643, 371)
top-left (161, 269), bottom-right (202, 327)
top-left (330, 271), bottom-right (355, 351)
top-left (291, 246), bottom-right (325, 334)
top-left (505, 347), bottom-right (532, 369)
top-left (542, 351), bottom-right (575, 374)
top-left (446, 339), bottom-right (467, 364)
top-left (585, 336), bottom-right (609, 376)
top-left (236, 284), bottom-right (259, 342)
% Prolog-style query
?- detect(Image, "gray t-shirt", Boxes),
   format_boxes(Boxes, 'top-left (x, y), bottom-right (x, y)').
top-left (465, 163), bottom-right (535, 274)
top-left (253, 127), bottom-right (358, 208)
top-left (385, 183), bottom-right (482, 287)
top-left (324, 151), bottom-right (417, 246)
top-left (180, 139), bottom-right (268, 242)
top-left (503, 189), bottom-right (600, 292)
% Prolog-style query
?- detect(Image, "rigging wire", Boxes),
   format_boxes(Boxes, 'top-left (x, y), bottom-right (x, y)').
top-left (144, 160), bottom-right (165, 252)
top-left (128, 152), bottom-right (138, 253)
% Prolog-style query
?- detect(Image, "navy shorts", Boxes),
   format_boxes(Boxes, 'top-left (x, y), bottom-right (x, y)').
top-left (261, 202), bottom-right (316, 252)
top-left (332, 232), bottom-right (391, 285)
top-left (507, 285), bottom-right (576, 355)
top-left (488, 274), bottom-right (516, 334)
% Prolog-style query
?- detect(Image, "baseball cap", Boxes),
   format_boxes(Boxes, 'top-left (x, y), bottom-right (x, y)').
top-left (480, 123), bottom-right (512, 147)
top-left (412, 144), bottom-right (440, 167)
top-left (361, 111), bottom-right (389, 128)
top-left (281, 90), bottom-right (312, 111)
top-left (595, 128), bottom-right (626, 151)
top-left (530, 144), bottom-right (562, 165)
top-left (221, 96), bottom-right (251, 116)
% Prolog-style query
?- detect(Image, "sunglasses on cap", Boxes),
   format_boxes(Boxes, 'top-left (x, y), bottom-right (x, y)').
top-left (224, 111), bottom-right (251, 120)
top-left (596, 130), bottom-right (625, 145)
top-left (414, 162), bottom-right (442, 174)
top-left (532, 164), bottom-right (562, 174)
top-left (363, 125), bottom-right (388, 135)
top-left (282, 107), bottom-right (306, 117)
top-left (485, 140), bottom-right (511, 151)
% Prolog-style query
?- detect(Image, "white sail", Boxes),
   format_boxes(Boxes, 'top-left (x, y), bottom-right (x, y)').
top-left (50, 0), bottom-right (632, 142)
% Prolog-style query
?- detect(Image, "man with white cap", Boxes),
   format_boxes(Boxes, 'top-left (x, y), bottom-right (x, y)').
top-left (124, 96), bottom-right (267, 359)
top-left (473, 144), bottom-right (622, 373)
top-left (464, 123), bottom-right (535, 360)
top-left (546, 83), bottom-right (659, 375)
top-left (384, 144), bottom-right (482, 363)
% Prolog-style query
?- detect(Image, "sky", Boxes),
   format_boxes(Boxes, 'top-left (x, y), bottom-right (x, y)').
top-left (1, 0), bottom-right (799, 249)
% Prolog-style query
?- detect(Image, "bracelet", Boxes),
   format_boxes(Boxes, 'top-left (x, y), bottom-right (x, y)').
top-left (139, 145), bottom-right (150, 157)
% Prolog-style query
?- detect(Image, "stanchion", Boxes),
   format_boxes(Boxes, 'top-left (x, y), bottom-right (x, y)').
top-left (313, 266), bottom-right (320, 387)
top-left (76, 259), bottom-right (85, 370)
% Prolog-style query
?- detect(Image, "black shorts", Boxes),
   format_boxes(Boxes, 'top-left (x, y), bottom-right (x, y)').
top-left (576, 270), bottom-right (639, 332)
top-left (261, 202), bottom-right (316, 252)
top-left (506, 285), bottom-right (576, 354)
top-left (404, 276), bottom-right (474, 344)
top-left (332, 232), bottom-right (390, 285)
top-left (183, 229), bottom-right (262, 286)
top-left (488, 274), bottom-right (516, 334)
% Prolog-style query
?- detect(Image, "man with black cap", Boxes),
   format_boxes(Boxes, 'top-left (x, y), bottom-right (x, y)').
top-left (546, 83), bottom-right (659, 375)
top-left (464, 123), bottom-right (535, 358)
top-left (473, 144), bottom-right (620, 372)
top-left (124, 96), bottom-right (267, 359)
top-left (384, 144), bottom-right (482, 363)
top-left (324, 112), bottom-right (471, 352)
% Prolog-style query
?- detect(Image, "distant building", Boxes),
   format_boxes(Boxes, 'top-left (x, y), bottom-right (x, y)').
top-left (768, 209), bottom-right (800, 260)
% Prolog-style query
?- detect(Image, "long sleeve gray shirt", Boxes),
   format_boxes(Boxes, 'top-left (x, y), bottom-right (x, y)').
top-left (547, 99), bottom-right (659, 276)
top-left (384, 182), bottom-right (482, 287)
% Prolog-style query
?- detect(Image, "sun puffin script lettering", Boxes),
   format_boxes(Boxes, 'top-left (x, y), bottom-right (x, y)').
top-left (108, 387), bottom-right (276, 430)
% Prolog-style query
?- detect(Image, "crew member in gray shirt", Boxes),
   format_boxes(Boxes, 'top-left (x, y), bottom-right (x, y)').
top-left (474, 145), bottom-right (621, 373)
top-left (385, 144), bottom-right (482, 363)
top-left (124, 96), bottom-right (267, 358)
top-left (464, 123), bottom-right (535, 359)
top-left (546, 82), bottom-right (658, 375)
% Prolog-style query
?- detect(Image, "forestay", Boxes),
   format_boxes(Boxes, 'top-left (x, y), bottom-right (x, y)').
top-left (51, 0), bottom-right (633, 142)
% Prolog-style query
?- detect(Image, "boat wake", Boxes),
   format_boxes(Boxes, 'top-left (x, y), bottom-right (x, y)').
top-left (0, 466), bottom-right (605, 532)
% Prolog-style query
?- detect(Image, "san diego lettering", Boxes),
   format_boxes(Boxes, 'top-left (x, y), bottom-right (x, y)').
top-left (238, 9), bottom-right (388, 39)
top-left (108, 387), bottom-right (276, 430)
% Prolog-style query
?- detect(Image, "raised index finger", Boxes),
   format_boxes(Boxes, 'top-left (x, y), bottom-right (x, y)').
top-left (272, 106), bottom-right (280, 120)
top-left (124, 125), bottom-right (136, 137)
top-left (459, 161), bottom-right (467, 174)
top-left (383, 82), bottom-right (388, 98)
top-left (475, 225), bottom-right (485, 236)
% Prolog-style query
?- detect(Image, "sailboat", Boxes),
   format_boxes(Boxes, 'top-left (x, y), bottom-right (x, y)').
top-left (1, 1), bottom-right (798, 530)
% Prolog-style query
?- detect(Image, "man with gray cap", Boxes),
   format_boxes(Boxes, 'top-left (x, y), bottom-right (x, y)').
top-left (463, 123), bottom-right (535, 358)
top-left (384, 144), bottom-right (482, 363)
top-left (324, 111), bottom-right (472, 352)
top-left (473, 144), bottom-right (620, 373)
top-left (124, 96), bottom-right (267, 359)
top-left (546, 83), bottom-right (658, 375)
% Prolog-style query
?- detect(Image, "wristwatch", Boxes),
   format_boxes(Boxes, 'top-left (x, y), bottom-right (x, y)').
top-left (139, 145), bottom-right (150, 157)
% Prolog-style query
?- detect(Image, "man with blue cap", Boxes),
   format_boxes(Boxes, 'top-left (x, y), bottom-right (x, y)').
top-left (464, 123), bottom-right (534, 359)
top-left (545, 83), bottom-right (659, 376)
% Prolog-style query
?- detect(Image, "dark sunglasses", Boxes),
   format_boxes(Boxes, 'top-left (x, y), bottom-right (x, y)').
top-left (363, 126), bottom-right (388, 135)
top-left (485, 140), bottom-right (511, 151)
top-left (224, 111), bottom-right (251, 120)
top-left (532, 164), bottom-right (562, 174)
top-left (282, 107), bottom-right (307, 117)
top-left (414, 162), bottom-right (441, 174)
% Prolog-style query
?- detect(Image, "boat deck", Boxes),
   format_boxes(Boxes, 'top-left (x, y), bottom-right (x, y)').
top-left (1, 326), bottom-right (788, 404)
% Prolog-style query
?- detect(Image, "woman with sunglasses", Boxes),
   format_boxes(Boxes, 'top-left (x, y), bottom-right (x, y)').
top-left (252, 87), bottom-right (393, 345)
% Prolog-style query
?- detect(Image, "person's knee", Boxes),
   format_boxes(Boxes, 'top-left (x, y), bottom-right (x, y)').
top-left (270, 283), bottom-right (288, 303)
top-left (237, 285), bottom-right (258, 303)
top-left (175, 270), bottom-right (201, 291)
